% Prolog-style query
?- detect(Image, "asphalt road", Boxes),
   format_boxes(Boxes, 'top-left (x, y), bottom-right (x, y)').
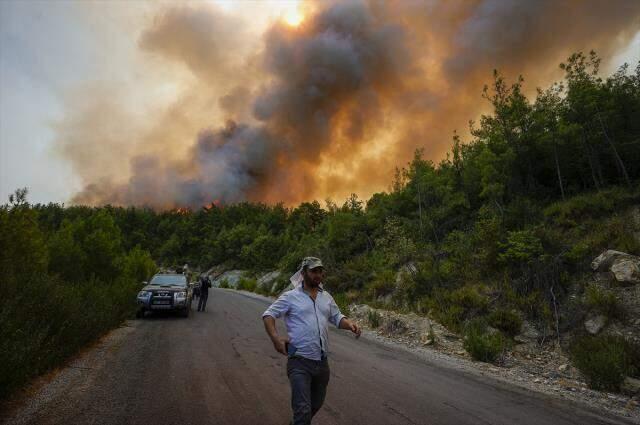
top-left (1, 289), bottom-right (635, 425)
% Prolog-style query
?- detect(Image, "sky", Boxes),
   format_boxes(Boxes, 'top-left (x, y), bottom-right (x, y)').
top-left (1, 0), bottom-right (639, 208)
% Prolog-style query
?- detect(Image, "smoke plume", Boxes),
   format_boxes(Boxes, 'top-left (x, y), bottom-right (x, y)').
top-left (61, 0), bottom-right (640, 208)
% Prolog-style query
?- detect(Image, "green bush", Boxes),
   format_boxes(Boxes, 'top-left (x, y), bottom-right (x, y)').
top-left (120, 246), bottom-right (157, 283)
top-left (561, 212), bottom-right (640, 267)
top-left (543, 188), bottom-right (635, 227)
top-left (449, 285), bottom-right (489, 311)
top-left (429, 285), bottom-right (489, 331)
top-left (488, 309), bottom-right (523, 337)
top-left (218, 278), bottom-right (230, 289)
top-left (570, 335), bottom-right (640, 392)
top-left (437, 305), bottom-right (465, 331)
top-left (366, 270), bottom-right (396, 299)
top-left (367, 310), bottom-right (382, 328)
top-left (326, 253), bottom-right (382, 294)
top-left (0, 195), bottom-right (48, 281)
top-left (499, 230), bottom-right (543, 266)
top-left (0, 274), bottom-right (138, 399)
top-left (237, 277), bottom-right (257, 292)
top-left (332, 292), bottom-right (351, 317)
top-left (471, 214), bottom-right (503, 273)
top-left (564, 241), bottom-right (592, 265)
top-left (254, 283), bottom-right (271, 296)
top-left (604, 214), bottom-right (640, 256)
top-left (463, 320), bottom-right (507, 363)
top-left (0, 193), bottom-right (149, 400)
top-left (239, 231), bottom-right (285, 272)
top-left (374, 217), bottom-right (417, 267)
top-left (271, 277), bottom-right (289, 294)
top-left (585, 285), bottom-right (623, 320)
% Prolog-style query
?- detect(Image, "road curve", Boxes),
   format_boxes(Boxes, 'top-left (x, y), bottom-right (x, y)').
top-left (1, 288), bottom-right (635, 425)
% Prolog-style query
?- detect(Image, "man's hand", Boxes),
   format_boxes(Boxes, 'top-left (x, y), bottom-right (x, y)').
top-left (349, 322), bottom-right (362, 338)
top-left (339, 318), bottom-right (361, 339)
top-left (271, 336), bottom-right (289, 356)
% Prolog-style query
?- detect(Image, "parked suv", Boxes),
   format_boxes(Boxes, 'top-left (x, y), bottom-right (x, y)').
top-left (137, 273), bottom-right (193, 318)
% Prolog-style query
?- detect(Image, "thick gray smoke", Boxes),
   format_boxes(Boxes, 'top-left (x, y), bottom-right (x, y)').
top-left (66, 0), bottom-right (640, 208)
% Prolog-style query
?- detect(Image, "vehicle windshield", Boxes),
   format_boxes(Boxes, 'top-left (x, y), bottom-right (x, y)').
top-left (149, 275), bottom-right (187, 287)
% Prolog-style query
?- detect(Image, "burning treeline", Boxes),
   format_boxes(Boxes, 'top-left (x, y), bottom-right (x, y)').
top-left (61, 0), bottom-right (640, 209)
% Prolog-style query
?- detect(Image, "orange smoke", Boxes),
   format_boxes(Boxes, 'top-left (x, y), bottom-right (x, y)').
top-left (60, 0), bottom-right (640, 209)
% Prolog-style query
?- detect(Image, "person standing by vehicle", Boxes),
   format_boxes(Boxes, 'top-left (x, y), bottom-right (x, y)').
top-left (193, 278), bottom-right (201, 301)
top-left (197, 274), bottom-right (211, 312)
top-left (198, 275), bottom-right (211, 311)
top-left (262, 257), bottom-right (361, 425)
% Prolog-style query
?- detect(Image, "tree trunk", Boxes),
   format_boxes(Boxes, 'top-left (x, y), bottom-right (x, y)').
top-left (594, 147), bottom-right (605, 187)
top-left (582, 130), bottom-right (601, 190)
top-left (416, 180), bottom-right (424, 239)
top-left (553, 136), bottom-right (565, 201)
top-left (550, 284), bottom-right (561, 347)
top-left (596, 111), bottom-right (631, 188)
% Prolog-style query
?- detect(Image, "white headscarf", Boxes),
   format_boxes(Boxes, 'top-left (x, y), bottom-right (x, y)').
top-left (290, 256), bottom-right (324, 289)
top-left (289, 268), bottom-right (304, 288)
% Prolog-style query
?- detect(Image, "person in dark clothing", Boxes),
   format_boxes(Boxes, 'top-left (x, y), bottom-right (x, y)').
top-left (193, 280), bottom-right (201, 300)
top-left (197, 275), bottom-right (212, 312)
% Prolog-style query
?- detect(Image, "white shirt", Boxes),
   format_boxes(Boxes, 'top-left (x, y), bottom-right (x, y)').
top-left (262, 285), bottom-right (345, 361)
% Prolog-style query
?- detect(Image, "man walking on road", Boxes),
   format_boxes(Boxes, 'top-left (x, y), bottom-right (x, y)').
top-left (262, 257), bottom-right (361, 425)
top-left (197, 274), bottom-right (211, 312)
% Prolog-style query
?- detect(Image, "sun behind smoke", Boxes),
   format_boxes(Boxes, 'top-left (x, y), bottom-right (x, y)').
top-left (283, 8), bottom-right (304, 27)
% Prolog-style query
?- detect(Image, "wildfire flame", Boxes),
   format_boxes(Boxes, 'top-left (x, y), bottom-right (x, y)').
top-left (172, 207), bottom-right (191, 215)
top-left (203, 199), bottom-right (222, 210)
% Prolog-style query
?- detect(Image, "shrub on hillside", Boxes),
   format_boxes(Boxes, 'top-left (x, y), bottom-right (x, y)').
top-left (543, 188), bottom-right (635, 227)
top-left (562, 212), bottom-right (640, 267)
top-left (120, 246), bottom-right (157, 283)
top-left (367, 310), bottom-right (382, 328)
top-left (563, 241), bottom-right (592, 266)
top-left (585, 285), bottom-right (624, 320)
top-left (239, 232), bottom-right (285, 272)
top-left (463, 319), bottom-right (507, 363)
top-left (0, 191), bottom-right (151, 400)
top-left (374, 217), bottom-right (417, 267)
top-left (435, 304), bottom-right (465, 331)
top-left (271, 277), bottom-right (289, 294)
top-left (254, 283), bottom-right (271, 296)
top-left (603, 213), bottom-right (640, 256)
top-left (499, 230), bottom-right (543, 266)
top-left (449, 285), bottom-right (489, 310)
top-left (237, 277), bottom-right (257, 292)
top-left (488, 309), bottom-right (523, 337)
top-left (366, 270), bottom-right (396, 299)
top-left (332, 292), bottom-right (351, 317)
top-left (570, 335), bottom-right (640, 392)
top-left (0, 191), bottom-right (48, 280)
top-left (327, 253), bottom-right (382, 294)
top-left (0, 274), bottom-right (138, 399)
top-left (430, 285), bottom-right (489, 332)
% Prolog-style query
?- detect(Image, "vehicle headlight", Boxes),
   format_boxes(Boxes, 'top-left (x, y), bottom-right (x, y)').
top-left (138, 291), bottom-right (151, 298)
top-left (174, 291), bottom-right (187, 299)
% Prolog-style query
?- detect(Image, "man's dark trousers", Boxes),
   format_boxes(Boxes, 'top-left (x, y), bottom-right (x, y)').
top-left (197, 292), bottom-right (208, 311)
top-left (287, 356), bottom-right (330, 425)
